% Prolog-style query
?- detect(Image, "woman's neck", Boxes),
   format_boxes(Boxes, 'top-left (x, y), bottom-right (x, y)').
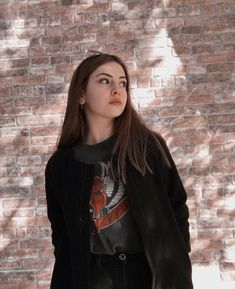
top-left (83, 121), bottom-right (114, 145)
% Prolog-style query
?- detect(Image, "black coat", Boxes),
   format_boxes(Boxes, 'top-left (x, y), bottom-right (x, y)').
top-left (45, 137), bottom-right (193, 289)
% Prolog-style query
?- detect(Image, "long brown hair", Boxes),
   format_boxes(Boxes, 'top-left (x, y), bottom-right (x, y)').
top-left (57, 53), bottom-right (170, 183)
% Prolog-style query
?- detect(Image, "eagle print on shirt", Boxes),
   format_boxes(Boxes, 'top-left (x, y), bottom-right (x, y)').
top-left (90, 161), bottom-right (129, 232)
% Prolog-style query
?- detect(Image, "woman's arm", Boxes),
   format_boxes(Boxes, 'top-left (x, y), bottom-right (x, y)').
top-left (45, 159), bottom-right (66, 253)
top-left (156, 136), bottom-right (191, 252)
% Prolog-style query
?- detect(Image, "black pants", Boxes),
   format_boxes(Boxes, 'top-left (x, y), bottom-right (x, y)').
top-left (89, 252), bottom-right (152, 289)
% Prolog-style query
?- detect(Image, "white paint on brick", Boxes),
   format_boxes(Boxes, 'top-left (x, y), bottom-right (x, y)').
top-left (224, 248), bottom-right (235, 262)
top-left (192, 264), bottom-right (234, 289)
top-left (0, 39), bottom-right (30, 49)
top-left (1, 177), bottom-right (33, 187)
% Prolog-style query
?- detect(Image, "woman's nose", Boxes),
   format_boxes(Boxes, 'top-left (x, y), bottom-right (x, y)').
top-left (111, 84), bottom-right (120, 95)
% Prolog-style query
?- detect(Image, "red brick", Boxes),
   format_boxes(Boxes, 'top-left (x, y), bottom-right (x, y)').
top-left (208, 114), bottom-right (235, 125)
top-left (197, 54), bottom-right (227, 63)
top-left (0, 281), bottom-right (19, 289)
top-left (32, 57), bottom-right (50, 66)
top-left (0, 2), bottom-right (10, 12)
top-left (171, 116), bottom-right (207, 128)
top-left (18, 281), bottom-right (37, 289)
top-left (110, 19), bottom-right (144, 31)
top-left (51, 56), bottom-right (70, 64)
top-left (30, 136), bottom-right (57, 146)
top-left (217, 208), bottom-right (235, 218)
top-left (190, 72), bottom-right (231, 84)
top-left (224, 32), bottom-right (235, 42)
top-left (33, 104), bottom-right (66, 115)
top-left (0, 68), bottom-right (28, 77)
top-left (190, 166), bottom-right (211, 176)
top-left (0, 47), bottom-right (28, 59)
top-left (0, 117), bottom-right (15, 127)
top-left (41, 36), bottom-right (61, 45)
top-left (75, 3), bottom-right (109, 13)
top-left (2, 199), bottom-right (36, 209)
top-left (26, 227), bottom-right (40, 238)
top-left (198, 217), bottom-right (233, 229)
top-left (177, 5), bottom-right (200, 16)
top-left (190, 250), bottom-right (214, 263)
top-left (20, 238), bottom-right (51, 250)
top-left (199, 229), bottom-right (232, 240)
top-left (15, 97), bottom-right (45, 106)
top-left (45, 26), bottom-right (61, 37)
top-left (192, 239), bottom-right (224, 250)
top-left (22, 258), bottom-right (53, 271)
top-left (2, 227), bottom-right (15, 238)
top-left (10, 85), bottom-right (21, 97)
top-left (98, 31), bottom-right (134, 41)
top-left (188, 0), bottom-right (222, 3)
top-left (31, 145), bottom-right (55, 155)
top-left (55, 64), bottom-right (77, 74)
top-left (0, 271), bottom-right (36, 281)
top-left (221, 262), bottom-right (235, 271)
top-left (20, 7), bottom-right (45, 18)
top-left (20, 165), bottom-right (44, 176)
top-left (17, 115), bottom-right (61, 126)
top-left (207, 63), bottom-right (234, 73)
top-left (184, 16), bottom-right (202, 26)
top-left (0, 78), bottom-right (12, 88)
top-left (137, 78), bottom-right (150, 88)
top-left (176, 94), bottom-right (213, 105)
top-left (30, 126), bottom-right (60, 136)
top-left (0, 59), bottom-right (29, 69)
top-left (28, 47), bottom-right (47, 57)
top-left (3, 208), bottom-right (35, 217)
top-left (63, 33), bottom-right (96, 43)
top-left (14, 75), bottom-right (45, 85)
top-left (0, 87), bottom-right (10, 97)
top-left (17, 28), bottom-right (45, 39)
top-left (182, 25), bottom-right (203, 34)
top-left (1, 176), bottom-right (33, 187)
top-left (202, 187), bottom-right (223, 198)
top-left (62, 0), bottom-right (73, 5)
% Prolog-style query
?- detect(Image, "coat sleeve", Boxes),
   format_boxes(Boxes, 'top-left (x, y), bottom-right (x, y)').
top-left (45, 157), bottom-right (66, 253)
top-left (157, 136), bottom-right (191, 252)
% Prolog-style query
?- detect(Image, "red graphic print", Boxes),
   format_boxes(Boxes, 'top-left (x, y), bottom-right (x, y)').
top-left (90, 176), bottom-right (129, 231)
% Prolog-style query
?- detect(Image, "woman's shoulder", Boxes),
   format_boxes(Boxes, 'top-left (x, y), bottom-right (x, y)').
top-left (45, 147), bottom-right (72, 172)
top-left (147, 131), bottom-right (172, 168)
top-left (147, 131), bottom-right (168, 153)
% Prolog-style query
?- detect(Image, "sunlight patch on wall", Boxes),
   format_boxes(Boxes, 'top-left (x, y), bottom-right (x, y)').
top-left (193, 265), bottom-right (235, 289)
top-left (136, 27), bottom-right (184, 108)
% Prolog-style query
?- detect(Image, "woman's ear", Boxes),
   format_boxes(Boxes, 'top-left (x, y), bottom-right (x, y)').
top-left (79, 95), bottom-right (86, 105)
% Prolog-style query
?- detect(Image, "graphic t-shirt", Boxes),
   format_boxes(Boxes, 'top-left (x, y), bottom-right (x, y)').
top-left (73, 135), bottom-right (143, 254)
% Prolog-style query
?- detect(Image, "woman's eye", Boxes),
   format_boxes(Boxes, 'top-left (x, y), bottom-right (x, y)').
top-left (99, 78), bottom-right (109, 84)
top-left (120, 81), bottom-right (127, 87)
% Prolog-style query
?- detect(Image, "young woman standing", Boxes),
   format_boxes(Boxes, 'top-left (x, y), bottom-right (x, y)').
top-left (45, 53), bottom-right (193, 289)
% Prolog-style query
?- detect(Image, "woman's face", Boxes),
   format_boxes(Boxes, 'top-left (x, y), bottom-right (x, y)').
top-left (81, 61), bottom-right (128, 125)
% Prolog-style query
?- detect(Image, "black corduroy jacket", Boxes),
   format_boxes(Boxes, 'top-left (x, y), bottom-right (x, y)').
top-left (45, 137), bottom-right (193, 289)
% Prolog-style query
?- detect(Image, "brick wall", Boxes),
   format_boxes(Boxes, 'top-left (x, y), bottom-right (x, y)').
top-left (0, 0), bottom-right (234, 288)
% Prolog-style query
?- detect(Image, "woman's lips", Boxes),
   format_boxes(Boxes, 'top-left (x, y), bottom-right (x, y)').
top-left (109, 100), bottom-right (122, 105)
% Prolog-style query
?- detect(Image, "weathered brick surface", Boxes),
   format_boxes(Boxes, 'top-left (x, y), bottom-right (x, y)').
top-left (0, 0), bottom-right (234, 288)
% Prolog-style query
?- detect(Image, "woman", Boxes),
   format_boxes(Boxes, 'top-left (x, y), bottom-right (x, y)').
top-left (45, 53), bottom-right (193, 289)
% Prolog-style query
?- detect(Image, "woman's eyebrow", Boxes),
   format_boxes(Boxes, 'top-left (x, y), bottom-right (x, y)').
top-left (96, 72), bottom-right (126, 79)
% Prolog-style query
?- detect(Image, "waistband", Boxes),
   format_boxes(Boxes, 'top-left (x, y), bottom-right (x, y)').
top-left (92, 251), bottom-right (146, 262)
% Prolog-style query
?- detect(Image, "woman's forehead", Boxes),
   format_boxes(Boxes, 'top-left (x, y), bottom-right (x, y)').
top-left (91, 61), bottom-right (126, 78)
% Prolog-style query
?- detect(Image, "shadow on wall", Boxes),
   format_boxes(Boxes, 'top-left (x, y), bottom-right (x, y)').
top-left (0, 2), bottom-right (66, 287)
top-left (0, 0), bottom-right (235, 288)
top-left (164, 0), bottom-right (235, 271)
